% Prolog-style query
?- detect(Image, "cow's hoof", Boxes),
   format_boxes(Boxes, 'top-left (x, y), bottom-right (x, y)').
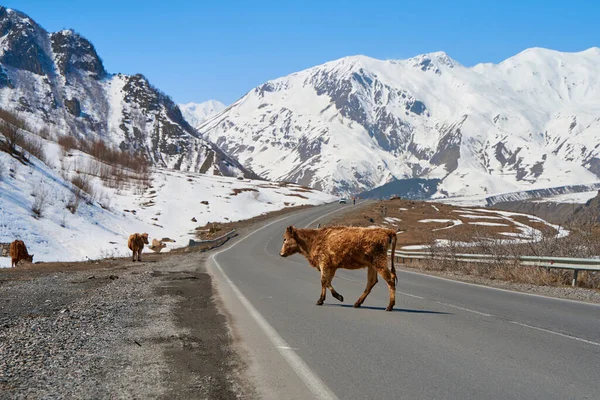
top-left (385, 306), bottom-right (394, 312)
top-left (316, 300), bottom-right (324, 306)
top-left (334, 294), bottom-right (344, 302)
top-left (353, 302), bottom-right (361, 308)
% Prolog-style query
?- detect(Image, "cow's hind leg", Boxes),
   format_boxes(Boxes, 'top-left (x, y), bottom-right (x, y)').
top-left (376, 260), bottom-right (396, 311)
top-left (354, 267), bottom-right (378, 308)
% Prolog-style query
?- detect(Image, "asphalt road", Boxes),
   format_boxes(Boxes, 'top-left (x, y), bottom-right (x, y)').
top-left (208, 203), bottom-right (600, 400)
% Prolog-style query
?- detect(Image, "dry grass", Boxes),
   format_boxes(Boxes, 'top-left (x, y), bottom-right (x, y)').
top-left (415, 224), bottom-right (600, 289)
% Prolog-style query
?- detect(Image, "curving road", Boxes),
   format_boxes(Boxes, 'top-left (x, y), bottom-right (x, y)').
top-left (208, 203), bottom-right (600, 400)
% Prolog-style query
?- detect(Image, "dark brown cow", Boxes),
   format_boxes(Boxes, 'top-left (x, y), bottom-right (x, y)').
top-left (9, 240), bottom-right (34, 268)
top-left (128, 233), bottom-right (149, 261)
top-left (280, 226), bottom-right (398, 311)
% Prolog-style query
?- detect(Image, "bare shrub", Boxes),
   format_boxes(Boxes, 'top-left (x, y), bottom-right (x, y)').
top-left (98, 190), bottom-right (111, 210)
top-left (66, 193), bottom-right (80, 214)
top-left (0, 120), bottom-right (22, 153)
top-left (70, 173), bottom-right (96, 203)
top-left (84, 158), bottom-right (102, 176)
top-left (18, 135), bottom-right (46, 163)
top-left (417, 224), bottom-right (600, 289)
top-left (57, 135), bottom-right (79, 152)
top-left (38, 127), bottom-right (51, 140)
top-left (31, 186), bottom-right (49, 218)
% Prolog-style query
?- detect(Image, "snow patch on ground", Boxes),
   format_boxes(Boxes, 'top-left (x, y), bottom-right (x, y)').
top-left (469, 222), bottom-right (509, 227)
top-left (384, 217), bottom-right (401, 224)
top-left (0, 144), bottom-right (335, 267)
top-left (459, 214), bottom-right (504, 220)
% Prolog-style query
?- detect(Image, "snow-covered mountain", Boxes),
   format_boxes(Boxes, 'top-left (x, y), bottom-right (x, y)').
top-left (199, 48), bottom-right (600, 196)
top-left (179, 100), bottom-right (226, 128)
top-left (0, 7), bottom-right (255, 178)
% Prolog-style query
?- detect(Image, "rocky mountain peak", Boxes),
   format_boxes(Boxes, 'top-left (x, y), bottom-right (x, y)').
top-left (408, 51), bottom-right (457, 73)
top-left (0, 7), bottom-right (53, 76)
top-left (51, 29), bottom-right (106, 79)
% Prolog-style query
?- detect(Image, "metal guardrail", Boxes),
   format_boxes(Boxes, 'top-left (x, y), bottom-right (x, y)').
top-left (188, 230), bottom-right (237, 247)
top-left (392, 250), bottom-right (600, 286)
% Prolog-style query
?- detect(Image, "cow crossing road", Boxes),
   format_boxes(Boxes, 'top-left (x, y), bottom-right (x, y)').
top-left (208, 203), bottom-right (600, 400)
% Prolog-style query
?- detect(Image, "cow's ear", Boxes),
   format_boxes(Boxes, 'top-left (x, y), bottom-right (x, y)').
top-left (286, 226), bottom-right (295, 235)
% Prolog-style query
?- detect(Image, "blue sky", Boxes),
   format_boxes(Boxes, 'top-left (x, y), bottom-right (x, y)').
top-left (5, 0), bottom-right (599, 104)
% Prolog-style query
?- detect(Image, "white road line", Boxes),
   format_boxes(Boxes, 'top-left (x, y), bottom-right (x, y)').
top-left (211, 208), bottom-right (339, 400)
top-left (508, 320), bottom-right (600, 347)
top-left (434, 301), bottom-right (493, 317)
top-left (396, 290), bottom-right (425, 300)
top-left (304, 204), bottom-right (353, 228)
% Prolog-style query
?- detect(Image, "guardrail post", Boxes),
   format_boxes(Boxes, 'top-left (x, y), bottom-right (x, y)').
top-left (572, 269), bottom-right (579, 287)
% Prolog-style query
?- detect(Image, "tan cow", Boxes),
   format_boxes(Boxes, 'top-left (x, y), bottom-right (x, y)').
top-left (128, 233), bottom-right (149, 261)
top-left (9, 240), bottom-right (34, 268)
top-left (149, 237), bottom-right (176, 253)
top-left (149, 238), bottom-right (166, 253)
top-left (280, 226), bottom-right (398, 311)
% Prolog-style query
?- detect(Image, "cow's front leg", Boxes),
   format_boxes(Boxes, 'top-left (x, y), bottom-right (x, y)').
top-left (316, 266), bottom-right (328, 305)
top-left (327, 268), bottom-right (344, 303)
top-left (138, 249), bottom-right (143, 262)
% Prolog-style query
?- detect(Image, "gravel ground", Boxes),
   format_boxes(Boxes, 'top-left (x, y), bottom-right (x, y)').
top-left (0, 251), bottom-right (255, 399)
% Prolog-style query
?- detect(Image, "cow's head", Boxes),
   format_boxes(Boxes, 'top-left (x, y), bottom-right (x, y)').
top-left (26, 254), bottom-right (34, 263)
top-left (280, 226), bottom-right (299, 257)
top-left (141, 233), bottom-right (149, 244)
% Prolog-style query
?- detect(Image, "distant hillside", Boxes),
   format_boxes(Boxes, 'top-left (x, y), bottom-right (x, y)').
top-left (359, 178), bottom-right (440, 200)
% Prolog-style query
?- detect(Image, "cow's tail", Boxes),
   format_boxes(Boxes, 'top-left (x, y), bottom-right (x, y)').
top-left (389, 232), bottom-right (398, 285)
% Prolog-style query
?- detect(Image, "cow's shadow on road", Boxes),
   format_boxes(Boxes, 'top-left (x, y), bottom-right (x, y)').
top-left (326, 304), bottom-right (452, 314)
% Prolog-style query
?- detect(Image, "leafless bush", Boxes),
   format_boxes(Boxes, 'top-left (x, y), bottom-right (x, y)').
top-left (98, 190), bottom-right (111, 210)
top-left (31, 186), bottom-right (49, 218)
top-left (37, 127), bottom-right (51, 140)
top-left (66, 193), bottom-right (80, 214)
top-left (71, 173), bottom-right (92, 194)
top-left (18, 135), bottom-right (46, 163)
top-left (417, 223), bottom-right (600, 289)
top-left (79, 138), bottom-right (150, 174)
top-left (57, 135), bottom-right (78, 152)
top-left (84, 158), bottom-right (102, 176)
top-left (0, 120), bottom-right (23, 154)
top-left (70, 173), bottom-right (96, 204)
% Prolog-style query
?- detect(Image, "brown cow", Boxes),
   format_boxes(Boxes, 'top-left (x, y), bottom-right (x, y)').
top-left (280, 226), bottom-right (398, 311)
top-left (9, 240), bottom-right (34, 268)
top-left (128, 233), bottom-right (149, 261)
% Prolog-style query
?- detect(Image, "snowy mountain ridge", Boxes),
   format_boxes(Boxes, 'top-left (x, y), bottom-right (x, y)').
top-left (199, 47), bottom-right (600, 197)
top-left (0, 7), bottom-right (254, 178)
top-left (179, 100), bottom-right (226, 129)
